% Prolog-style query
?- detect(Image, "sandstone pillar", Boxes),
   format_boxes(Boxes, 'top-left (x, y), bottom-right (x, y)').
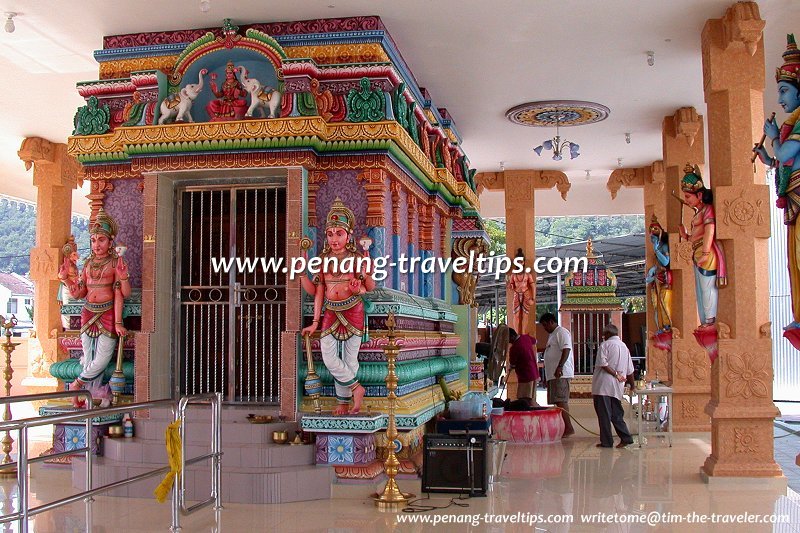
top-left (476, 169), bottom-right (570, 398)
top-left (662, 108), bottom-right (712, 431)
top-left (700, 2), bottom-right (781, 479)
top-left (19, 138), bottom-right (81, 368)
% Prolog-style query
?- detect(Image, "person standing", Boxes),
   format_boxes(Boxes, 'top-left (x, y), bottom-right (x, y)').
top-left (508, 328), bottom-right (539, 406)
top-left (592, 324), bottom-right (635, 448)
top-left (540, 313), bottom-right (575, 436)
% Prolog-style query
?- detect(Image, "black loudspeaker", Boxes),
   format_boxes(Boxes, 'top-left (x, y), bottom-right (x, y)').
top-left (421, 434), bottom-right (488, 496)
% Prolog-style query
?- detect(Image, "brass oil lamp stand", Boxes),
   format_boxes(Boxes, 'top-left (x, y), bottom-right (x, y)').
top-left (373, 313), bottom-right (413, 509)
top-left (0, 315), bottom-right (19, 475)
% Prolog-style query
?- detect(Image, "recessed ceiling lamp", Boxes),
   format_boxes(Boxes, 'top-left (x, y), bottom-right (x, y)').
top-left (199, 0), bottom-right (211, 13)
top-left (4, 12), bottom-right (17, 33)
top-left (646, 51), bottom-right (655, 67)
top-left (625, 132), bottom-right (631, 144)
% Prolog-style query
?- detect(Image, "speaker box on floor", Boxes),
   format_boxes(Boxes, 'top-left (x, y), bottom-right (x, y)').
top-left (421, 433), bottom-right (488, 496)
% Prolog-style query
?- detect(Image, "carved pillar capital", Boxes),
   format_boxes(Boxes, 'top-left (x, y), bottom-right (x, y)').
top-left (357, 168), bottom-right (388, 227)
top-left (721, 1), bottom-right (765, 56)
top-left (673, 107), bottom-right (703, 147)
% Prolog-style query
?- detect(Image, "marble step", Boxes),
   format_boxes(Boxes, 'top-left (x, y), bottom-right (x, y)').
top-left (129, 418), bottom-right (299, 445)
top-left (72, 456), bottom-right (333, 504)
top-left (102, 435), bottom-right (314, 469)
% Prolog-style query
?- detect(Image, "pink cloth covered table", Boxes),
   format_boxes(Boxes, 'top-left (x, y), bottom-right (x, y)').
top-left (491, 408), bottom-right (564, 443)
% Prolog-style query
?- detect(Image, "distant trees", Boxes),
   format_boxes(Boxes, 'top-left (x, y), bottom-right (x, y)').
top-left (0, 198), bottom-right (89, 275)
top-left (483, 214), bottom-right (645, 256)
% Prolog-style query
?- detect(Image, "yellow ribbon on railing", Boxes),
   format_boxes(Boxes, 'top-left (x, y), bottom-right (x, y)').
top-left (153, 419), bottom-right (182, 503)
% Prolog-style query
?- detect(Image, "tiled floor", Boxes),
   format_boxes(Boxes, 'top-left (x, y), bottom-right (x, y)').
top-left (1, 433), bottom-right (799, 532)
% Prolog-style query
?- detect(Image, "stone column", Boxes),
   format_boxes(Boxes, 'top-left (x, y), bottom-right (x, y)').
top-left (476, 169), bottom-right (570, 398)
top-left (19, 138), bottom-right (81, 368)
top-left (662, 108), bottom-right (712, 432)
top-left (700, 2), bottom-right (781, 479)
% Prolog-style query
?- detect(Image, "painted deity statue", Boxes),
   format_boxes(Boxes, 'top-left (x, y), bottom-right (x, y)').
top-left (58, 209), bottom-right (130, 407)
top-left (754, 34), bottom-right (800, 348)
top-left (678, 165), bottom-right (727, 362)
top-left (646, 215), bottom-right (673, 351)
top-left (57, 236), bottom-right (79, 306)
top-left (206, 60), bottom-right (248, 121)
top-left (506, 248), bottom-right (535, 335)
top-left (301, 198), bottom-right (375, 415)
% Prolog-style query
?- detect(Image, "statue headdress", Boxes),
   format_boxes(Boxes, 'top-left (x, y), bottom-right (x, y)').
top-left (648, 214), bottom-right (664, 235)
top-left (776, 34), bottom-right (800, 85)
top-left (325, 198), bottom-right (355, 233)
top-left (90, 209), bottom-right (119, 240)
top-left (680, 163), bottom-right (705, 193)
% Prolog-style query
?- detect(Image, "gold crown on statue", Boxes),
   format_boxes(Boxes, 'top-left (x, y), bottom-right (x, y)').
top-left (325, 197), bottom-right (355, 233)
top-left (89, 209), bottom-right (119, 239)
top-left (680, 163), bottom-right (705, 193)
top-left (648, 214), bottom-right (664, 235)
top-left (777, 34), bottom-right (800, 84)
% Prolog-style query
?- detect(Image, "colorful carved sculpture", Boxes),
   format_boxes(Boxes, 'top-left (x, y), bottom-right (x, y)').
top-left (754, 34), bottom-right (800, 349)
top-left (73, 96), bottom-right (110, 136)
top-left (206, 61), bottom-right (248, 121)
top-left (58, 209), bottom-right (131, 407)
top-left (158, 68), bottom-right (207, 124)
top-left (238, 66), bottom-right (282, 119)
top-left (300, 198), bottom-right (375, 416)
top-left (57, 236), bottom-right (79, 307)
top-left (507, 248), bottom-right (536, 336)
top-left (678, 164), bottom-right (727, 362)
top-left (646, 215), bottom-right (673, 351)
top-left (346, 77), bottom-right (385, 122)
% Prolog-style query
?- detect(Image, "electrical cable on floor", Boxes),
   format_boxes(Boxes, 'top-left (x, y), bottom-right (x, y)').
top-left (402, 493), bottom-right (471, 513)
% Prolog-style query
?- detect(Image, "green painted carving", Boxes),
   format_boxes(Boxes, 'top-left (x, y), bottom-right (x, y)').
top-left (122, 102), bottom-right (148, 127)
top-left (346, 77), bottom-right (385, 122)
top-left (407, 102), bottom-right (420, 146)
top-left (393, 83), bottom-right (408, 130)
top-left (297, 92), bottom-right (318, 116)
top-left (435, 144), bottom-right (444, 168)
top-left (73, 96), bottom-right (111, 136)
top-left (459, 155), bottom-right (477, 192)
top-left (49, 359), bottom-right (134, 384)
top-left (300, 355), bottom-right (466, 386)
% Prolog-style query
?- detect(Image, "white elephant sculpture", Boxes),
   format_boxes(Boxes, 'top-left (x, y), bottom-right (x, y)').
top-left (158, 68), bottom-right (208, 124)
top-left (238, 66), bottom-right (282, 119)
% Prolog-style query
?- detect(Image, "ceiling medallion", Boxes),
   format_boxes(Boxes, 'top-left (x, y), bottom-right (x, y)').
top-left (505, 100), bottom-right (610, 128)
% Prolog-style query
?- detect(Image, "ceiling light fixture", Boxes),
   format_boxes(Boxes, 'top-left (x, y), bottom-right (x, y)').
top-left (617, 157), bottom-right (623, 167)
top-left (625, 132), bottom-right (631, 144)
top-left (199, 0), bottom-right (211, 13)
top-left (585, 170), bottom-right (591, 181)
top-left (646, 51), bottom-right (655, 67)
top-left (533, 108), bottom-right (580, 161)
top-left (4, 12), bottom-right (16, 33)
top-left (500, 161), bottom-right (505, 171)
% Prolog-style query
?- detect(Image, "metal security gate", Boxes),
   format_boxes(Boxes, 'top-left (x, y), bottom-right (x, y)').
top-left (177, 185), bottom-right (286, 403)
top-left (571, 311), bottom-right (611, 375)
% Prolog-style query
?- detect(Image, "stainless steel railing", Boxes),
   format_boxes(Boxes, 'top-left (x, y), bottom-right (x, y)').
top-left (0, 391), bottom-right (223, 532)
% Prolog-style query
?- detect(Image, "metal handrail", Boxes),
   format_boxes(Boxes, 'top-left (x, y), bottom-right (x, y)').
top-left (0, 391), bottom-right (223, 532)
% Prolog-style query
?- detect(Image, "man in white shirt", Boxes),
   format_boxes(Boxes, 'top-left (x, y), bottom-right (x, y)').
top-left (540, 313), bottom-right (575, 437)
top-left (592, 323), bottom-right (635, 448)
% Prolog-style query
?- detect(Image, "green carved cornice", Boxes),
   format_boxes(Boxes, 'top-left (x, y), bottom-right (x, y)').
top-left (346, 77), bottom-right (385, 122)
top-left (73, 96), bottom-right (111, 136)
top-left (300, 355), bottom-right (466, 386)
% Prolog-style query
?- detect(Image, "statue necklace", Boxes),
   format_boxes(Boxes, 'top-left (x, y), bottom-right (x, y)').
top-left (88, 256), bottom-right (112, 281)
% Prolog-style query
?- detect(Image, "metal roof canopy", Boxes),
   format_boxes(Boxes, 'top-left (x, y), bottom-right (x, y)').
top-left (475, 233), bottom-right (646, 314)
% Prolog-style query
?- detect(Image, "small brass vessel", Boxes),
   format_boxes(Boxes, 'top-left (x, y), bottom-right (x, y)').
top-left (108, 425), bottom-right (124, 438)
top-left (272, 430), bottom-right (288, 444)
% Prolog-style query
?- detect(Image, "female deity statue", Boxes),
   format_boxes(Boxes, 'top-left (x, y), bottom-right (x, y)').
top-left (506, 248), bottom-right (535, 335)
top-left (678, 165), bottom-right (727, 361)
top-left (57, 236), bottom-right (79, 306)
top-left (58, 209), bottom-right (130, 407)
top-left (754, 34), bottom-right (800, 347)
top-left (645, 215), bottom-right (672, 350)
top-left (206, 60), bottom-right (248, 121)
top-left (300, 198), bottom-right (375, 416)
